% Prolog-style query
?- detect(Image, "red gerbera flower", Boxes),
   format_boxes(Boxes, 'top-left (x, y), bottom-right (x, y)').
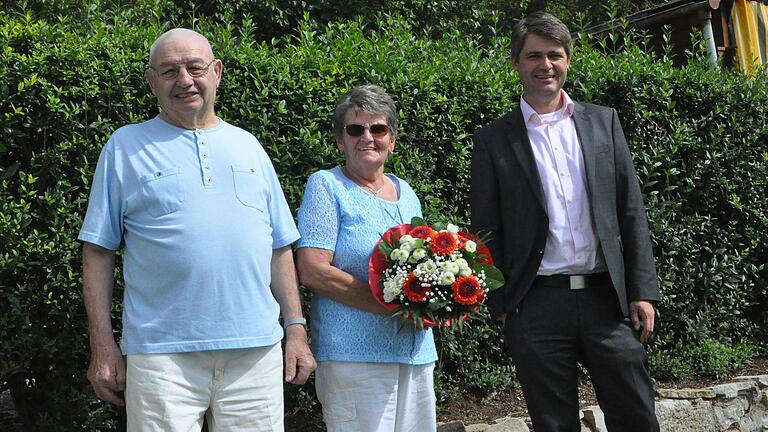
top-left (409, 225), bottom-right (436, 240)
top-left (474, 289), bottom-right (486, 305)
top-left (403, 274), bottom-right (430, 302)
top-left (451, 276), bottom-right (482, 305)
top-left (430, 231), bottom-right (459, 255)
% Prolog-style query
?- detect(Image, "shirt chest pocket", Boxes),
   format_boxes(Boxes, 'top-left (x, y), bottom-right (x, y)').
top-left (139, 167), bottom-right (185, 217)
top-left (231, 165), bottom-right (268, 212)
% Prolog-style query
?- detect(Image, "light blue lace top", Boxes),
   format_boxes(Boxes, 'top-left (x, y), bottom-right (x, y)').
top-left (297, 166), bottom-right (438, 364)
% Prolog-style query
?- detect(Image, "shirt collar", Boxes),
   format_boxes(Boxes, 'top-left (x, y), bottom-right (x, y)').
top-left (520, 90), bottom-right (575, 125)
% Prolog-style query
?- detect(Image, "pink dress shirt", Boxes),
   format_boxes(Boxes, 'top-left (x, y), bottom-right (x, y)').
top-left (519, 91), bottom-right (607, 276)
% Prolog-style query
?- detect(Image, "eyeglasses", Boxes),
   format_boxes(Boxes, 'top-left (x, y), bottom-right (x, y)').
top-left (344, 124), bottom-right (390, 138)
top-left (147, 58), bottom-right (216, 80)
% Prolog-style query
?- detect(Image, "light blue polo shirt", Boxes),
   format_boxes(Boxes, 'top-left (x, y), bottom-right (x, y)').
top-left (79, 117), bottom-right (300, 355)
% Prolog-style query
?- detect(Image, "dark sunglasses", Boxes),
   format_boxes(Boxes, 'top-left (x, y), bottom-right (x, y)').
top-left (344, 124), bottom-right (390, 138)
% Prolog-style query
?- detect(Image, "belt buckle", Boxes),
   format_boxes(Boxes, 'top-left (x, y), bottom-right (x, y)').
top-left (569, 275), bottom-right (586, 290)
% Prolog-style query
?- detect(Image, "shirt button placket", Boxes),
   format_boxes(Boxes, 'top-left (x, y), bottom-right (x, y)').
top-left (197, 130), bottom-right (214, 188)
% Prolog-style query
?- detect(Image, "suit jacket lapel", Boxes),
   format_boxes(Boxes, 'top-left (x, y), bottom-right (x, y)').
top-left (572, 103), bottom-right (598, 199)
top-left (505, 107), bottom-right (547, 213)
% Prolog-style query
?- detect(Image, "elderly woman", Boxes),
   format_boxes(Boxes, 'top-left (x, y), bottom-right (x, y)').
top-left (296, 85), bottom-right (438, 432)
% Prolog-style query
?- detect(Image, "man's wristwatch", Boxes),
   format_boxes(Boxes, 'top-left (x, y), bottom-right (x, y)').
top-left (283, 317), bottom-right (307, 330)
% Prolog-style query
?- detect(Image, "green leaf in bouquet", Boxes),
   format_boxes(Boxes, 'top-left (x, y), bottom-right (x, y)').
top-left (472, 263), bottom-right (505, 290)
top-left (461, 248), bottom-right (476, 261)
top-left (389, 305), bottom-right (407, 317)
top-left (408, 308), bottom-right (428, 330)
top-left (427, 299), bottom-right (449, 312)
top-left (474, 230), bottom-right (495, 247)
top-left (379, 240), bottom-right (394, 258)
top-left (410, 216), bottom-right (427, 227)
top-left (390, 306), bottom-right (427, 331)
top-left (413, 317), bottom-right (427, 330)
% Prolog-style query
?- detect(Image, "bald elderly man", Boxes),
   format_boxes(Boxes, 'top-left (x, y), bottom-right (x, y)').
top-left (79, 28), bottom-right (316, 431)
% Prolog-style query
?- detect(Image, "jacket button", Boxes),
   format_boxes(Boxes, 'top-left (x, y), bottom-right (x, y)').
top-left (538, 250), bottom-right (544, 255)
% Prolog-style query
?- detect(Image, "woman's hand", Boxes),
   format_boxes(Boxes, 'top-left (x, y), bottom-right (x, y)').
top-left (296, 247), bottom-right (390, 315)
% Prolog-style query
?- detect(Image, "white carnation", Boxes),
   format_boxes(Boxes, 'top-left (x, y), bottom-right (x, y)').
top-left (439, 272), bottom-right (456, 285)
top-left (390, 248), bottom-right (409, 263)
top-left (418, 259), bottom-right (438, 274)
top-left (445, 261), bottom-right (460, 274)
top-left (383, 280), bottom-right (402, 303)
top-left (411, 248), bottom-right (427, 261)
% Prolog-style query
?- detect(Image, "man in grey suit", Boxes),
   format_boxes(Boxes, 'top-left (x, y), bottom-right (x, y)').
top-left (470, 11), bottom-right (660, 432)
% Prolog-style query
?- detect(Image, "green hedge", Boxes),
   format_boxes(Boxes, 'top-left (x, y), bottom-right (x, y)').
top-left (569, 32), bottom-right (768, 378)
top-left (1, 6), bottom-right (766, 431)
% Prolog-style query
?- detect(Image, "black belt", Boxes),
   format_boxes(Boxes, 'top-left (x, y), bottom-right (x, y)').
top-left (534, 272), bottom-right (612, 290)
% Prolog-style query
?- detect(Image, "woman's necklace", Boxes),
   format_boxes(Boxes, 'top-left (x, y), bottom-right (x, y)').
top-left (341, 166), bottom-right (386, 196)
top-left (341, 165), bottom-right (402, 225)
top-left (367, 184), bottom-right (384, 196)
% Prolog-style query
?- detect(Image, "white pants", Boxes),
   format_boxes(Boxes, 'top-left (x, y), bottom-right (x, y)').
top-left (126, 343), bottom-right (284, 432)
top-left (315, 361), bottom-right (437, 432)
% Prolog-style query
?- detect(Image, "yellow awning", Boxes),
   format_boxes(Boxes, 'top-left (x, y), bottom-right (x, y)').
top-left (732, 0), bottom-right (768, 75)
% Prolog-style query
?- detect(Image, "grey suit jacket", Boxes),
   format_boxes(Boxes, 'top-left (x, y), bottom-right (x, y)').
top-left (470, 101), bottom-right (660, 318)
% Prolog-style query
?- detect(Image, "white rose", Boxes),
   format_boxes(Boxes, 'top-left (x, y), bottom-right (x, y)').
top-left (456, 258), bottom-right (469, 269)
top-left (446, 224), bottom-right (460, 235)
top-left (459, 267), bottom-right (473, 276)
top-left (464, 240), bottom-right (477, 253)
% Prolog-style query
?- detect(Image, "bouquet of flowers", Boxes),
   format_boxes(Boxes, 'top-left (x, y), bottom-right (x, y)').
top-left (368, 217), bottom-right (504, 328)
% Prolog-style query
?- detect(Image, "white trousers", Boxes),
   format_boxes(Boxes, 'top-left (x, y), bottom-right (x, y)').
top-left (315, 361), bottom-right (437, 432)
top-left (125, 343), bottom-right (284, 432)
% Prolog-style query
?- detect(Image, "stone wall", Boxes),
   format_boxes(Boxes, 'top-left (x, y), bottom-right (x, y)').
top-left (438, 374), bottom-right (768, 432)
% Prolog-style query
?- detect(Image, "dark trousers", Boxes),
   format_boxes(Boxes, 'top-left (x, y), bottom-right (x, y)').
top-left (504, 277), bottom-right (659, 432)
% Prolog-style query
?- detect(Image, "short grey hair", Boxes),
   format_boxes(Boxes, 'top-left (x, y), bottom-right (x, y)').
top-left (148, 28), bottom-right (214, 65)
top-left (332, 85), bottom-right (398, 141)
top-left (510, 11), bottom-right (572, 62)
